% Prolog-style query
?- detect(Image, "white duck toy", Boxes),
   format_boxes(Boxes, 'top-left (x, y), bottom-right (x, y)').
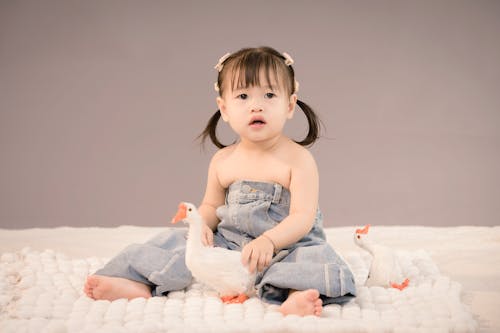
top-left (171, 202), bottom-right (256, 303)
top-left (354, 224), bottom-right (409, 290)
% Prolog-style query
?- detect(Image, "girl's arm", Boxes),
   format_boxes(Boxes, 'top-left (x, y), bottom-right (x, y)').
top-left (263, 148), bottom-right (319, 249)
top-left (197, 150), bottom-right (226, 245)
top-left (241, 148), bottom-right (319, 273)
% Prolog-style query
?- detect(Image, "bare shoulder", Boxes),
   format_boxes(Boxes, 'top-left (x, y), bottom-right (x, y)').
top-left (210, 144), bottom-right (236, 166)
top-left (202, 145), bottom-right (237, 209)
top-left (285, 140), bottom-right (318, 172)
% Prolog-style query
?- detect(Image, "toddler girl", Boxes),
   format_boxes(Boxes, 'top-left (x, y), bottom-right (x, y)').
top-left (84, 46), bottom-right (356, 317)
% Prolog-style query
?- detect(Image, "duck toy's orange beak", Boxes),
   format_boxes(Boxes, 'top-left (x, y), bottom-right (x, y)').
top-left (171, 203), bottom-right (187, 224)
top-left (356, 224), bottom-right (370, 235)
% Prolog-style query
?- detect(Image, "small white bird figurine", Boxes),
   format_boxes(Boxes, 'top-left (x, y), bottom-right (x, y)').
top-left (171, 202), bottom-right (256, 303)
top-left (354, 224), bottom-right (409, 290)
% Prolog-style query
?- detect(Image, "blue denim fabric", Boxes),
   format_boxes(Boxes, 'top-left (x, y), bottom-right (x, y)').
top-left (95, 228), bottom-right (192, 296)
top-left (96, 180), bottom-right (356, 304)
top-left (214, 180), bottom-right (356, 305)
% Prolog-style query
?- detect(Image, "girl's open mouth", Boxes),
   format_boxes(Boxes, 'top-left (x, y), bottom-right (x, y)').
top-left (249, 117), bottom-right (266, 127)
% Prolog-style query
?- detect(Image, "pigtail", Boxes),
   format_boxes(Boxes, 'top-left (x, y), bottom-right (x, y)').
top-left (295, 99), bottom-right (322, 147)
top-left (198, 110), bottom-right (227, 149)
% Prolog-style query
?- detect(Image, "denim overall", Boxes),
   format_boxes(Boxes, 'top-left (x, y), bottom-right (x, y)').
top-left (96, 180), bottom-right (356, 305)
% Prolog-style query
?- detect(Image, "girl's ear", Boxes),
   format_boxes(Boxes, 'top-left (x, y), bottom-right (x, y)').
top-left (216, 96), bottom-right (229, 122)
top-left (287, 93), bottom-right (298, 119)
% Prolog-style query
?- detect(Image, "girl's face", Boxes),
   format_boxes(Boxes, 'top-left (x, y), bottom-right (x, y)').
top-left (216, 69), bottom-right (297, 146)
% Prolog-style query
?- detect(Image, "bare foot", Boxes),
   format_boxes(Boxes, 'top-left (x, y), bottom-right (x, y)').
top-left (279, 289), bottom-right (323, 317)
top-left (84, 275), bottom-right (151, 301)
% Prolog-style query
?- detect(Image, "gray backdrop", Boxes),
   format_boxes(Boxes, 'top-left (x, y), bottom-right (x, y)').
top-left (1, 0), bottom-right (499, 229)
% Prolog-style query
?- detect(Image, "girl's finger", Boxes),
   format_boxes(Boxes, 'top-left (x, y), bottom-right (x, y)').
top-left (258, 253), bottom-right (268, 272)
top-left (241, 247), bottom-right (252, 266)
top-left (265, 252), bottom-right (272, 267)
top-left (249, 250), bottom-right (260, 273)
top-left (207, 231), bottom-right (214, 246)
top-left (264, 252), bottom-right (273, 271)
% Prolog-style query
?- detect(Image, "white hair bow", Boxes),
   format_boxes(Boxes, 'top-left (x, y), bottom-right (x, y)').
top-left (214, 52), bottom-right (231, 72)
top-left (282, 52), bottom-right (294, 66)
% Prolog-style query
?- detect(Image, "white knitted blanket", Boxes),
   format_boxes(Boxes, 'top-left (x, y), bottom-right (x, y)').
top-left (0, 247), bottom-right (477, 333)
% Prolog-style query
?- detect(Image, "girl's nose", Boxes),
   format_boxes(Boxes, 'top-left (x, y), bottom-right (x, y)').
top-left (250, 99), bottom-right (263, 112)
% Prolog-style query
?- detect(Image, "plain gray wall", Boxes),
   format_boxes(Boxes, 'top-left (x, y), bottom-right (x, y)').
top-left (1, 0), bottom-right (499, 229)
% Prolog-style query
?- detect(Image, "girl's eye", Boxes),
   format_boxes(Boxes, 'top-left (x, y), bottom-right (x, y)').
top-left (265, 93), bottom-right (276, 98)
top-left (237, 94), bottom-right (248, 100)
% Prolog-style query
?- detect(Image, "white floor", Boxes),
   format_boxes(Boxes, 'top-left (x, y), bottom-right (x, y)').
top-left (1, 225), bottom-right (498, 332)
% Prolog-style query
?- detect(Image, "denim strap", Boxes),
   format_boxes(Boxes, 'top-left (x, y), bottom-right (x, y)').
top-left (272, 183), bottom-right (282, 204)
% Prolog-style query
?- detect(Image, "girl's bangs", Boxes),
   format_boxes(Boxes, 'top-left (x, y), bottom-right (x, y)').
top-left (228, 54), bottom-right (288, 92)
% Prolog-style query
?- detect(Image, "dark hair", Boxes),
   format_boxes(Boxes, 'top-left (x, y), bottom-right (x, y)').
top-left (199, 46), bottom-right (321, 148)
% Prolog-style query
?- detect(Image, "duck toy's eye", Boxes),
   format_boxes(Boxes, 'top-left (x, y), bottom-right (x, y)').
top-left (188, 208), bottom-right (192, 212)
top-left (357, 235), bottom-right (361, 239)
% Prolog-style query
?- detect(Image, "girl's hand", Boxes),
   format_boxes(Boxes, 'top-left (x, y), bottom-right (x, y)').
top-left (241, 235), bottom-right (275, 273)
top-left (201, 222), bottom-right (214, 247)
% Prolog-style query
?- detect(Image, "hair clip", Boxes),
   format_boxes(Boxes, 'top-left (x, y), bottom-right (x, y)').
top-left (214, 52), bottom-right (231, 72)
top-left (214, 82), bottom-right (220, 93)
top-left (282, 52), bottom-right (294, 66)
top-left (294, 80), bottom-right (299, 93)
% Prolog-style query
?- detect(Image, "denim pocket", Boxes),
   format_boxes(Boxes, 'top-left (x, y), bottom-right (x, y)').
top-left (266, 201), bottom-right (288, 224)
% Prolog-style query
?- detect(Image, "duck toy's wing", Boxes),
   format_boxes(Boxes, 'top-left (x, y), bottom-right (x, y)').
top-left (192, 247), bottom-right (256, 302)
